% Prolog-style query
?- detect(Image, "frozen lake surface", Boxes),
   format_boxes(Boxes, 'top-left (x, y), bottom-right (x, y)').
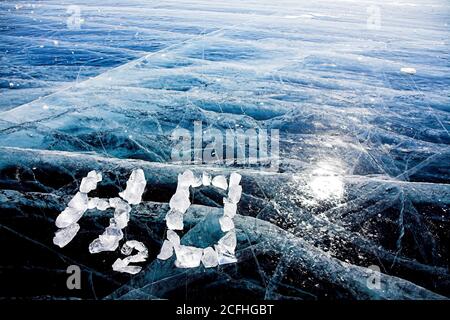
top-left (0, 0), bottom-right (449, 299)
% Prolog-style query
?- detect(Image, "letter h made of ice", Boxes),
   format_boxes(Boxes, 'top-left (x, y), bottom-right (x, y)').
top-left (53, 169), bottom-right (148, 274)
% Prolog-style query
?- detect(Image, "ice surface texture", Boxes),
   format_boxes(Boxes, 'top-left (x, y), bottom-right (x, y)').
top-left (0, 0), bottom-right (449, 300)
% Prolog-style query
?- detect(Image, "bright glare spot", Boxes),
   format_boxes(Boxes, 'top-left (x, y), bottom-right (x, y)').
top-left (309, 162), bottom-right (344, 201)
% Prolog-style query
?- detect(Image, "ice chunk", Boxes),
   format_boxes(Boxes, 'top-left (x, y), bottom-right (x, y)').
top-left (218, 230), bottom-right (237, 254)
top-left (112, 258), bottom-right (142, 274)
top-left (96, 199), bottom-right (110, 211)
top-left (178, 170), bottom-right (195, 188)
top-left (89, 238), bottom-right (114, 253)
top-left (55, 206), bottom-right (84, 228)
top-left (169, 190), bottom-right (190, 213)
top-left (219, 216), bottom-right (235, 232)
top-left (119, 169), bottom-right (146, 205)
top-left (80, 177), bottom-right (97, 193)
top-left (228, 185), bottom-right (242, 204)
top-left (167, 229), bottom-right (180, 246)
top-left (53, 223), bottom-right (80, 248)
top-left (202, 172), bottom-right (211, 186)
top-left (87, 170), bottom-right (102, 182)
top-left (109, 197), bottom-right (123, 208)
top-left (201, 247), bottom-right (219, 268)
top-left (157, 240), bottom-right (174, 260)
top-left (113, 199), bottom-right (131, 229)
top-left (223, 198), bottom-right (237, 218)
top-left (121, 240), bottom-right (147, 255)
top-left (212, 175), bottom-right (228, 190)
top-left (121, 242), bottom-right (134, 255)
top-left (229, 172), bottom-right (241, 187)
top-left (112, 241), bottom-right (148, 274)
top-left (174, 245), bottom-right (203, 268)
top-left (79, 170), bottom-right (102, 193)
top-left (400, 67), bottom-right (416, 75)
top-left (215, 244), bottom-right (238, 265)
top-left (125, 251), bottom-right (148, 263)
top-left (89, 226), bottom-right (123, 253)
top-left (87, 197), bottom-right (99, 209)
top-left (112, 258), bottom-right (127, 271)
top-left (67, 192), bottom-right (88, 211)
top-left (165, 209), bottom-right (184, 230)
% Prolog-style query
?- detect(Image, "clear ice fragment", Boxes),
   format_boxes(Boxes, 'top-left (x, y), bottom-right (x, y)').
top-left (125, 251), bottom-right (148, 263)
top-left (178, 170), bottom-right (195, 188)
top-left (109, 197), bottom-right (123, 208)
top-left (67, 192), bottom-right (88, 211)
top-left (174, 245), bottom-right (203, 268)
top-left (167, 229), bottom-right (180, 246)
top-left (201, 247), bottom-right (219, 268)
top-left (165, 209), bottom-right (184, 230)
top-left (55, 206), bottom-right (84, 228)
top-left (53, 223), bottom-right (80, 248)
top-left (119, 169), bottom-right (146, 205)
top-left (96, 199), bottom-right (110, 211)
top-left (89, 226), bottom-right (123, 253)
top-left (112, 258), bottom-right (142, 274)
top-left (219, 216), bottom-right (235, 232)
top-left (169, 191), bottom-right (190, 214)
top-left (228, 185), bottom-right (242, 204)
top-left (157, 240), bottom-right (174, 260)
top-left (229, 172), bottom-right (242, 187)
top-left (223, 198), bottom-right (237, 218)
top-left (87, 197), bottom-right (99, 209)
top-left (212, 175), bottom-right (228, 190)
top-left (121, 240), bottom-right (147, 254)
top-left (218, 230), bottom-right (237, 254)
top-left (215, 244), bottom-right (238, 265)
top-left (79, 170), bottom-right (102, 193)
top-left (113, 199), bottom-right (131, 229)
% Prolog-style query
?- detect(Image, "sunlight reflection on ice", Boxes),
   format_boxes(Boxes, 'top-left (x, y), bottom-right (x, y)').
top-left (308, 161), bottom-right (344, 201)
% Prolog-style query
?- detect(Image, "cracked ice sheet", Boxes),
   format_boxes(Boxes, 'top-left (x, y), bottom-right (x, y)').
top-left (0, 0), bottom-right (449, 300)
